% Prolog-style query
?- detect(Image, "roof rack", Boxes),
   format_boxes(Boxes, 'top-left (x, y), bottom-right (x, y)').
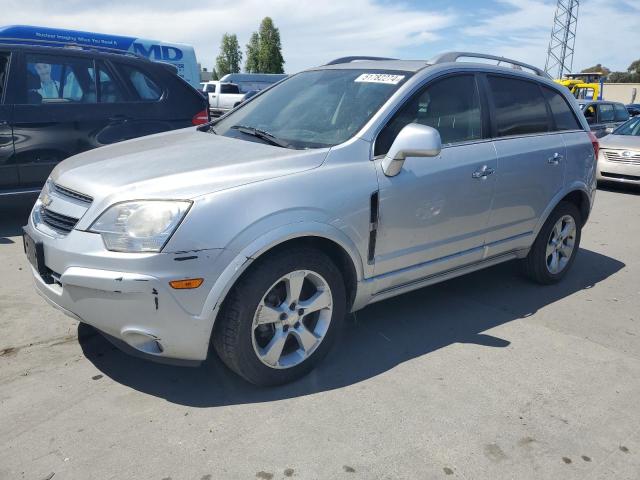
top-left (325, 56), bottom-right (397, 66)
top-left (429, 52), bottom-right (550, 79)
top-left (0, 36), bottom-right (144, 60)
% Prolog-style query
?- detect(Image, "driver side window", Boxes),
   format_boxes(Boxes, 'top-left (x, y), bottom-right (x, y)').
top-left (375, 74), bottom-right (482, 156)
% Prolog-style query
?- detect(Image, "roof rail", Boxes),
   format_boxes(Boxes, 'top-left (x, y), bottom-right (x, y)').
top-left (428, 52), bottom-right (550, 79)
top-left (0, 36), bottom-right (144, 60)
top-left (325, 56), bottom-right (397, 66)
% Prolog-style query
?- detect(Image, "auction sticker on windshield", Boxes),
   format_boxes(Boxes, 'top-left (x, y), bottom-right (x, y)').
top-left (354, 73), bottom-right (405, 84)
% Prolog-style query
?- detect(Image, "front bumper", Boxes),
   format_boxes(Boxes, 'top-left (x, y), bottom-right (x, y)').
top-left (25, 220), bottom-right (225, 362)
top-left (597, 154), bottom-right (640, 185)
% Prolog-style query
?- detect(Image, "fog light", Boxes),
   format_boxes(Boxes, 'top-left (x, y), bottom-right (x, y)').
top-left (169, 278), bottom-right (204, 289)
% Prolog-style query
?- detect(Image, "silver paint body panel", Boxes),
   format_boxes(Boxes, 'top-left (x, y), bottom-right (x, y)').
top-left (26, 60), bottom-right (596, 362)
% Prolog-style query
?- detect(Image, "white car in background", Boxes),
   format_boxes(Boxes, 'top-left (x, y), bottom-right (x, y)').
top-left (199, 81), bottom-right (245, 116)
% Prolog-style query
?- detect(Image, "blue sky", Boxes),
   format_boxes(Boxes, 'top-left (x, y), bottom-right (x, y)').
top-left (2, 0), bottom-right (639, 74)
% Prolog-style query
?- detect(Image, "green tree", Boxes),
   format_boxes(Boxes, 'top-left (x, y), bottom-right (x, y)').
top-left (211, 68), bottom-right (219, 81)
top-left (245, 32), bottom-right (261, 73)
top-left (581, 64), bottom-right (610, 76)
top-left (257, 17), bottom-right (285, 74)
top-left (215, 33), bottom-right (242, 77)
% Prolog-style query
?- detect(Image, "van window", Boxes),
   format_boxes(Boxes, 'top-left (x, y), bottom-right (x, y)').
top-left (25, 55), bottom-right (96, 104)
top-left (120, 65), bottom-right (162, 101)
top-left (220, 83), bottom-right (240, 94)
top-left (542, 87), bottom-right (581, 131)
top-left (488, 76), bottom-right (549, 137)
top-left (598, 104), bottom-right (615, 122)
top-left (614, 103), bottom-right (629, 122)
top-left (375, 75), bottom-right (482, 155)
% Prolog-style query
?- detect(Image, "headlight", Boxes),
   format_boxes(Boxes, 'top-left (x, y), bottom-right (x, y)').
top-left (89, 200), bottom-right (191, 252)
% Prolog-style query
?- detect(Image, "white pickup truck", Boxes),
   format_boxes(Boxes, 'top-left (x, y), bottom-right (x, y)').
top-left (199, 81), bottom-right (246, 116)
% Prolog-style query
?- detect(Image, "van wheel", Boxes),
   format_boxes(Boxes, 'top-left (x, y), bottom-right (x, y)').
top-left (213, 248), bottom-right (346, 386)
top-left (523, 202), bottom-right (582, 285)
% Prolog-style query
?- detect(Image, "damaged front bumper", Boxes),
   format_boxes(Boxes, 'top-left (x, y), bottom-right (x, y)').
top-left (24, 221), bottom-right (226, 362)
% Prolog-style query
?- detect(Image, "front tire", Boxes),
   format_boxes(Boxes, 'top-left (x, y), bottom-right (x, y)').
top-left (213, 247), bottom-right (346, 386)
top-left (523, 201), bottom-right (582, 285)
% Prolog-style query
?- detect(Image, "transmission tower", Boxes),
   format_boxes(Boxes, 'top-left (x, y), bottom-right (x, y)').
top-left (544, 0), bottom-right (579, 79)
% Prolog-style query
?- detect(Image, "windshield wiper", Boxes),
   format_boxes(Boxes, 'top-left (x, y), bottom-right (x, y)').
top-left (230, 124), bottom-right (291, 148)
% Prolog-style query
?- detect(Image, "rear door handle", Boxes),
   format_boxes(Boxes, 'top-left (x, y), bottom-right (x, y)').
top-left (108, 115), bottom-right (130, 124)
top-left (472, 165), bottom-right (495, 179)
top-left (548, 152), bottom-right (563, 165)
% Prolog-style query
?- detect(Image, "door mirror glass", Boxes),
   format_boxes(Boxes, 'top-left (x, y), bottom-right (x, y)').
top-left (382, 123), bottom-right (441, 177)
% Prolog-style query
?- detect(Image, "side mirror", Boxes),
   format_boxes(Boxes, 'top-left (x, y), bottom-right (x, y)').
top-left (382, 124), bottom-right (442, 177)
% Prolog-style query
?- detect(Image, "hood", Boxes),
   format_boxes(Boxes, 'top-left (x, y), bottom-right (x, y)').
top-left (50, 128), bottom-right (329, 200)
top-left (599, 134), bottom-right (640, 151)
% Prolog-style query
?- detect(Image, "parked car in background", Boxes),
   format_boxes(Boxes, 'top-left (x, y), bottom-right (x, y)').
top-left (579, 100), bottom-right (629, 138)
top-left (626, 104), bottom-right (640, 117)
top-left (597, 116), bottom-right (640, 186)
top-left (0, 43), bottom-right (208, 201)
top-left (24, 52), bottom-right (597, 386)
top-left (199, 80), bottom-right (245, 116)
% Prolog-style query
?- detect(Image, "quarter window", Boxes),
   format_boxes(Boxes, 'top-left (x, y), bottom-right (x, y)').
top-left (598, 104), bottom-right (615, 122)
top-left (26, 55), bottom-right (96, 104)
top-left (120, 65), bottom-right (162, 101)
top-left (375, 75), bottom-right (482, 155)
top-left (487, 76), bottom-right (549, 137)
top-left (0, 53), bottom-right (9, 102)
top-left (542, 87), bottom-right (581, 131)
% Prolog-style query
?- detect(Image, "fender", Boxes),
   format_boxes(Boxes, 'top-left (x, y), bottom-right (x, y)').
top-left (532, 180), bottom-right (594, 239)
top-left (197, 221), bottom-right (367, 330)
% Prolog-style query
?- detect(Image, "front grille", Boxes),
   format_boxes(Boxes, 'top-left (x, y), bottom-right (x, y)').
top-left (601, 172), bottom-right (640, 181)
top-left (52, 183), bottom-right (93, 204)
top-left (40, 207), bottom-right (80, 234)
top-left (603, 150), bottom-right (640, 165)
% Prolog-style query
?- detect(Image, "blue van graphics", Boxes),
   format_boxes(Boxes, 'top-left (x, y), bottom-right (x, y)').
top-left (0, 25), bottom-right (200, 89)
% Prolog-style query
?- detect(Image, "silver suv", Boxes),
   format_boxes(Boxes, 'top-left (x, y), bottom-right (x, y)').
top-left (24, 52), bottom-right (598, 385)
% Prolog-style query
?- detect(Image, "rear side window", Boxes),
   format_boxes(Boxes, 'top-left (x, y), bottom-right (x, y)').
top-left (205, 84), bottom-right (216, 93)
top-left (542, 87), bottom-right (581, 131)
top-left (25, 54), bottom-right (96, 104)
top-left (120, 65), bottom-right (162, 101)
top-left (598, 104), bottom-right (615, 122)
top-left (95, 62), bottom-right (124, 103)
top-left (376, 74), bottom-right (482, 155)
top-left (614, 103), bottom-right (629, 122)
top-left (487, 76), bottom-right (549, 137)
top-left (220, 83), bottom-right (240, 94)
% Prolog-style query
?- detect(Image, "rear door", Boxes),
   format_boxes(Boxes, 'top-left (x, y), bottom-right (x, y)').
top-left (0, 50), bottom-right (18, 191)
top-left (483, 74), bottom-right (566, 256)
top-left (112, 61), bottom-right (202, 134)
top-left (11, 51), bottom-right (110, 188)
top-left (595, 103), bottom-right (616, 138)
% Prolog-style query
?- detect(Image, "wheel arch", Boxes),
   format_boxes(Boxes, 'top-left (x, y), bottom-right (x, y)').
top-left (200, 222), bottom-right (365, 333)
top-left (534, 184), bottom-right (592, 238)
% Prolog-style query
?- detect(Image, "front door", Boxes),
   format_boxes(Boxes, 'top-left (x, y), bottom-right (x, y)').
top-left (11, 52), bottom-right (117, 188)
top-left (372, 74), bottom-right (496, 292)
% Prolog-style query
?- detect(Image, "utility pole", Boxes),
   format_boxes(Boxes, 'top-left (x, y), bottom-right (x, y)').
top-left (544, 0), bottom-right (579, 79)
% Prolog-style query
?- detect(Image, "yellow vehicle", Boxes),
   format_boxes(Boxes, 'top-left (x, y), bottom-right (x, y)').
top-left (555, 72), bottom-right (604, 100)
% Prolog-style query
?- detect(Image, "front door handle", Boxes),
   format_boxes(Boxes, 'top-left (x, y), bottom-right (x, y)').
top-left (548, 152), bottom-right (563, 165)
top-left (472, 165), bottom-right (495, 179)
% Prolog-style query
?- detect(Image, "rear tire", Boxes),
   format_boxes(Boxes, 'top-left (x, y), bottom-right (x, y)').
top-left (523, 201), bottom-right (582, 285)
top-left (213, 247), bottom-right (346, 386)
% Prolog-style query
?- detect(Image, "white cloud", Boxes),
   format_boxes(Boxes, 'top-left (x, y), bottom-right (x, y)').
top-left (0, 0), bottom-right (454, 72)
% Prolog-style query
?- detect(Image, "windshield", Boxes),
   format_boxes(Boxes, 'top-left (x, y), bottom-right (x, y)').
top-left (613, 117), bottom-right (640, 136)
top-left (213, 69), bottom-right (411, 149)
